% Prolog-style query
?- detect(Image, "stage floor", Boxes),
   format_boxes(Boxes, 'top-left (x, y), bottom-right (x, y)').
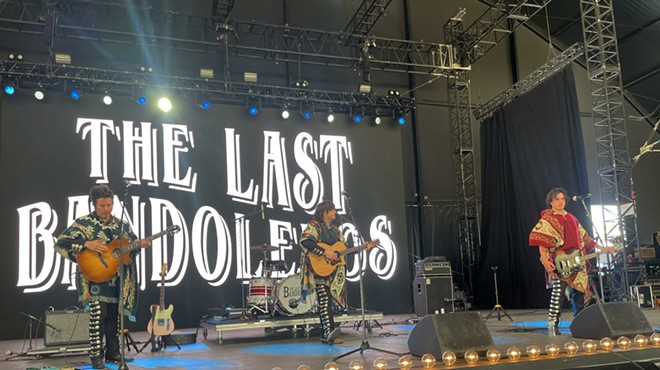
top-left (2, 308), bottom-right (660, 369)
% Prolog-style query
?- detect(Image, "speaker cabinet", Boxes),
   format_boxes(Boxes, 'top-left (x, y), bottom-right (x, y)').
top-left (413, 275), bottom-right (454, 316)
top-left (569, 302), bottom-right (653, 339)
top-left (44, 309), bottom-right (90, 347)
top-left (408, 312), bottom-right (494, 358)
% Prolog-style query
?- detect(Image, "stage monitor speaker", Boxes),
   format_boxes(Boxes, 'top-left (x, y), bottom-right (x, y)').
top-left (569, 302), bottom-right (653, 339)
top-left (44, 309), bottom-right (90, 347)
top-left (413, 275), bottom-right (454, 316)
top-left (408, 312), bottom-right (494, 358)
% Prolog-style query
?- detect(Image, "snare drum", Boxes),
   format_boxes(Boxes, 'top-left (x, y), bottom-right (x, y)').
top-left (246, 277), bottom-right (275, 306)
top-left (274, 275), bottom-right (316, 316)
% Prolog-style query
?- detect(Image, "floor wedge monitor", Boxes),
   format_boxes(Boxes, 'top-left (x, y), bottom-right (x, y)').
top-left (408, 312), bottom-right (494, 358)
top-left (569, 302), bottom-right (653, 339)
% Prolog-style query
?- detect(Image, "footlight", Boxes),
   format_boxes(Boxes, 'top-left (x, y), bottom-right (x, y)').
top-left (564, 341), bottom-right (579, 355)
top-left (297, 366), bottom-right (311, 370)
top-left (441, 351), bottom-right (456, 366)
top-left (634, 334), bottom-right (648, 348)
top-left (421, 354), bottom-right (436, 368)
top-left (397, 355), bottom-right (413, 370)
top-left (348, 360), bottom-right (364, 370)
top-left (324, 362), bottom-right (339, 370)
top-left (506, 346), bottom-right (521, 361)
top-left (486, 348), bottom-right (501, 363)
top-left (545, 343), bottom-right (560, 357)
top-left (526, 345), bottom-right (541, 359)
top-left (650, 333), bottom-right (660, 346)
top-left (373, 358), bottom-right (388, 370)
top-left (464, 350), bottom-right (479, 365)
top-left (600, 337), bottom-right (614, 351)
top-left (582, 339), bottom-right (597, 353)
top-left (617, 336), bottom-right (631, 350)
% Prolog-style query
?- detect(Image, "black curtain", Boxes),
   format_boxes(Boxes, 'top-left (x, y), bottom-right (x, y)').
top-left (475, 67), bottom-right (591, 309)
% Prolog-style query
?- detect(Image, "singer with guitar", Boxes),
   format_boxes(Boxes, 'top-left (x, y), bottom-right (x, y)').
top-left (299, 200), bottom-right (376, 345)
top-left (529, 187), bottom-right (615, 337)
top-left (55, 185), bottom-right (151, 369)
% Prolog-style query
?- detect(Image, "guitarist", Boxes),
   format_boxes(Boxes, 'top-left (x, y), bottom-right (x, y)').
top-left (299, 200), bottom-right (376, 345)
top-left (55, 185), bottom-right (151, 369)
top-left (529, 187), bottom-right (615, 337)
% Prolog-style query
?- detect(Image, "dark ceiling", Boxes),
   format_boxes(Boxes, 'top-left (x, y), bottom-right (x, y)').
top-left (526, 0), bottom-right (660, 124)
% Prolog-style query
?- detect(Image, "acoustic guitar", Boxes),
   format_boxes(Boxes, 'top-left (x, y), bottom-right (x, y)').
top-left (308, 239), bottom-right (379, 277)
top-left (554, 244), bottom-right (622, 279)
top-left (77, 225), bottom-right (180, 283)
top-left (147, 263), bottom-right (175, 336)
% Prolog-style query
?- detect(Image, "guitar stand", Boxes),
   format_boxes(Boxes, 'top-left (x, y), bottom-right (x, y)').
top-left (121, 329), bottom-right (140, 353)
top-left (160, 335), bottom-right (181, 350)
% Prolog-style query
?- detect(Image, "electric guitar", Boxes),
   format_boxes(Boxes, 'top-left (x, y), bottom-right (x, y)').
top-left (147, 263), bottom-right (175, 336)
top-left (554, 244), bottom-right (622, 279)
top-left (308, 239), bottom-right (380, 277)
top-left (77, 225), bottom-right (180, 283)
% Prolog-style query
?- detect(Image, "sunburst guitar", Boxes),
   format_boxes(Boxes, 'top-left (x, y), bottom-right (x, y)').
top-left (147, 263), bottom-right (175, 336)
top-left (308, 239), bottom-right (379, 277)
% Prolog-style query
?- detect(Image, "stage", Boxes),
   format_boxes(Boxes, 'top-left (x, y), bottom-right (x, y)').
top-left (2, 308), bottom-right (660, 370)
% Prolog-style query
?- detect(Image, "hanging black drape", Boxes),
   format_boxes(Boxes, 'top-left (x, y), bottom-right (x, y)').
top-left (475, 67), bottom-right (591, 309)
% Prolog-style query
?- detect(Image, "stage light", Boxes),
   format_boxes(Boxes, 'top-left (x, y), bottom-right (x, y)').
top-left (545, 343), bottom-right (560, 357)
top-left (441, 351), bottom-right (455, 366)
top-left (157, 97), bottom-right (172, 112)
top-left (351, 106), bottom-right (363, 123)
top-left (34, 86), bottom-right (45, 100)
top-left (394, 109), bottom-right (406, 125)
top-left (600, 337), bottom-right (614, 351)
top-left (348, 360), bottom-right (364, 370)
top-left (8, 52), bottom-right (24, 61)
top-left (323, 361), bottom-right (338, 370)
top-left (54, 52), bottom-right (71, 65)
top-left (373, 116), bottom-right (382, 125)
top-left (301, 102), bottom-right (313, 120)
top-left (486, 348), bottom-right (500, 363)
top-left (397, 355), bottom-right (412, 369)
top-left (617, 336), bottom-right (631, 350)
top-left (421, 354), bottom-right (436, 368)
top-left (103, 92), bottom-right (112, 105)
top-left (464, 350), bottom-right (479, 365)
top-left (139, 65), bottom-right (153, 73)
top-left (564, 341), bottom-right (579, 355)
top-left (200, 68), bottom-right (214, 79)
top-left (372, 358), bottom-right (388, 370)
top-left (634, 334), bottom-right (648, 348)
top-left (358, 84), bottom-right (371, 93)
top-left (582, 339), bottom-right (597, 353)
top-left (196, 94), bottom-right (210, 109)
top-left (526, 345), bottom-right (540, 359)
top-left (326, 111), bottom-right (335, 123)
top-left (506, 346), bottom-right (521, 361)
top-left (3, 82), bottom-right (16, 95)
top-left (281, 106), bottom-right (290, 119)
top-left (651, 333), bottom-right (660, 346)
top-left (244, 72), bottom-right (258, 83)
top-left (247, 97), bottom-right (260, 115)
top-left (388, 90), bottom-right (400, 96)
top-left (296, 365), bottom-right (311, 370)
top-left (70, 88), bottom-right (81, 100)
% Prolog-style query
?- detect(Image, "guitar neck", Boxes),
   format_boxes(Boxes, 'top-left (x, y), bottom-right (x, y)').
top-left (339, 244), bottom-right (367, 257)
top-left (580, 250), bottom-right (607, 262)
top-left (159, 278), bottom-right (165, 310)
top-left (121, 229), bottom-right (170, 255)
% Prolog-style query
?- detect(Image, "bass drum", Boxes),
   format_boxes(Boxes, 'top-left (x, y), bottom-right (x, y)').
top-left (275, 275), bottom-right (316, 316)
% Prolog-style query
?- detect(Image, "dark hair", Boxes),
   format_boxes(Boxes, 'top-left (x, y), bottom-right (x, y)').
top-left (313, 200), bottom-right (336, 221)
top-left (545, 187), bottom-right (567, 208)
top-left (89, 184), bottom-right (114, 205)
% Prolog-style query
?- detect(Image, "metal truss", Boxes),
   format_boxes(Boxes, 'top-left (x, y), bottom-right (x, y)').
top-left (580, 0), bottom-right (640, 301)
top-left (0, 0), bottom-right (459, 76)
top-left (473, 43), bottom-right (584, 122)
top-left (449, 0), bottom-right (552, 66)
top-left (211, 0), bottom-right (235, 24)
top-left (444, 20), bottom-right (481, 302)
top-left (0, 60), bottom-right (414, 114)
top-left (343, 0), bottom-right (392, 37)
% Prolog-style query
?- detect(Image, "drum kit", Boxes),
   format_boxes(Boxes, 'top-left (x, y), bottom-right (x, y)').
top-left (245, 244), bottom-right (317, 317)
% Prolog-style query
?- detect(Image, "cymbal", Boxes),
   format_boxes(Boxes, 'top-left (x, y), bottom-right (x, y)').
top-left (250, 244), bottom-right (279, 251)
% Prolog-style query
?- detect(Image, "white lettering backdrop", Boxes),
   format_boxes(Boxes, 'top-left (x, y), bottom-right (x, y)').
top-left (0, 96), bottom-right (410, 340)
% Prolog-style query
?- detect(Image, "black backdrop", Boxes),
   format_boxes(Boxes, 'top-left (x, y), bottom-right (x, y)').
top-left (0, 93), bottom-right (411, 340)
top-left (475, 67), bottom-right (592, 309)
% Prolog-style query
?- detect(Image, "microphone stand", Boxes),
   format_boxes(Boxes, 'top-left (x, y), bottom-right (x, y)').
top-left (334, 193), bottom-right (402, 361)
top-left (575, 197), bottom-right (607, 303)
top-left (116, 183), bottom-right (131, 370)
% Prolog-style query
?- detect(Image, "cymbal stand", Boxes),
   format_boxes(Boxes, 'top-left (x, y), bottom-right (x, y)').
top-left (484, 266), bottom-right (512, 322)
top-left (334, 192), bottom-right (402, 361)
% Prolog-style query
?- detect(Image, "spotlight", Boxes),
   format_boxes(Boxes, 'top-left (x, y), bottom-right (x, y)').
top-left (103, 92), bottom-right (112, 105)
top-left (281, 106), bottom-right (290, 119)
top-left (139, 65), bottom-right (153, 73)
top-left (3, 81), bottom-right (16, 95)
top-left (358, 84), bottom-right (372, 93)
top-left (34, 86), bottom-right (45, 100)
top-left (200, 68), bottom-right (214, 79)
top-left (388, 90), bottom-right (400, 96)
top-left (70, 88), bottom-right (81, 100)
top-left (244, 72), bottom-right (258, 83)
top-left (137, 95), bottom-right (147, 105)
top-left (394, 109), bottom-right (406, 125)
top-left (351, 107), bottom-right (363, 123)
top-left (132, 87), bottom-right (147, 105)
top-left (196, 93), bottom-right (210, 109)
top-left (373, 116), bottom-right (383, 125)
top-left (157, 97), bottom-right (172, 112)
top-left (301, 102), bottom-right (313, 120)
top-left (54, 53), bottom-right (71, 65)
top-left (247, 97), bottom-right (260, 115)
top-left (294, 80), bottom-right (309, 88)
top-left (326, 111), bottom-right (335, 123)
top-left (8, 53), bottom-right (24, 61)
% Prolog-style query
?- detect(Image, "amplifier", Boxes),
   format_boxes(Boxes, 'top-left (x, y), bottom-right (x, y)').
top-left (413, 275), bottom-right (454, 316)
top-left (44, 309), bottom-right (89, 347)
top-left (415, 260), bottom-right (451, 277)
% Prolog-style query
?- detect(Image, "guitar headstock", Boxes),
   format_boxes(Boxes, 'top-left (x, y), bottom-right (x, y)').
top-left (160, 263), bottom-right (168, 278)
top-left (167, 225), bottom-right (181, 235)
top-left (365, 239), bottom-right (381, 251)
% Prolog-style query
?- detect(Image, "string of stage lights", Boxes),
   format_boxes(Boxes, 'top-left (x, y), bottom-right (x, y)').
top-left (0, 58), bottom-right (413, 125)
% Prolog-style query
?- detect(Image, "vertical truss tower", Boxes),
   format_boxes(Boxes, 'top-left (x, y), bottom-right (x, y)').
top-left (580, 0), bottom-right (640, 300)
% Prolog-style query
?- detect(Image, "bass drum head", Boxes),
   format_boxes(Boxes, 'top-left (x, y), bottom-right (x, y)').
top-left (275, 275), bottom-right (316, 316)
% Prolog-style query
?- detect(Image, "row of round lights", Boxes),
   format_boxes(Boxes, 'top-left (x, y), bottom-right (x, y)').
top-left (269, 333), bottom-right (659, 370)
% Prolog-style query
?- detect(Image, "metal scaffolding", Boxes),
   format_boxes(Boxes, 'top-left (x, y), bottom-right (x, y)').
top-left (580, 0), bottom-right (640, 301)
top-left (343, 0), bottom-right (392, 37)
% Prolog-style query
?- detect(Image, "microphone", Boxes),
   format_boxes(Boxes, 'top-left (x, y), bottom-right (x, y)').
top-left (572, 193), bottom-right (592, 201)
top-left (260, 201), bottom-right (265, 220)
top-left (123, 179), bottom-right (133, 188)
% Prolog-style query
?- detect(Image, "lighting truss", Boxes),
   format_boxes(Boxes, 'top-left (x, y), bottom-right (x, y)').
top-left (0, 60), bottom-right (414, 114)
top-left (343, 0), bottom-right (392, 37)
top-left (473, 43), bottom-right (584, 122)
top-left (580, 0), bottom-right (639, 301)
top-left (0, 0), bottom-right (460, 76)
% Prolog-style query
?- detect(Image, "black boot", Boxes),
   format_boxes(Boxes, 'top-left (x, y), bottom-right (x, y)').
top-left (90, 356), bottom-right (109, 370)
